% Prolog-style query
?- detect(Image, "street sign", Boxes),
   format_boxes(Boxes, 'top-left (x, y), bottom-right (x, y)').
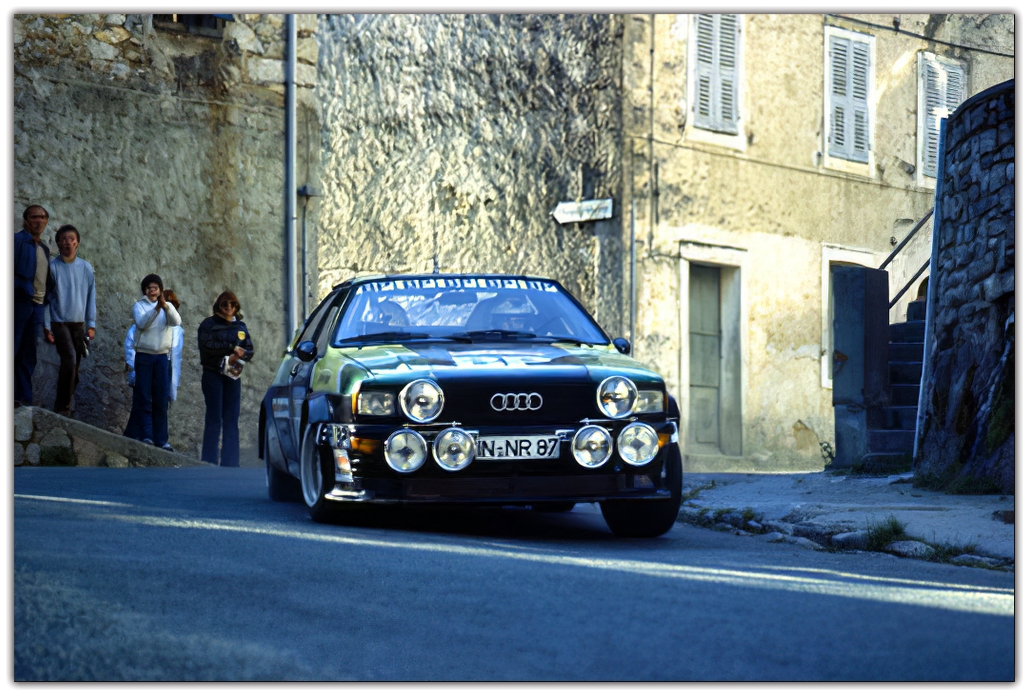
top-left (551, 198), bottom-right (613, 225)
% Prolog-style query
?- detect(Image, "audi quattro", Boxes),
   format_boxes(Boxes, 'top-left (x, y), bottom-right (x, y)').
top-left (259, 273), bottom-right (682, 537)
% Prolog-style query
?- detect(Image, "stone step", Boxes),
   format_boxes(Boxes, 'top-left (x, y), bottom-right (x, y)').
top-left (890, 320), bottom-right (926, 343)
top-left (906, 298), bottom-right (927, 322)
top-left (868, 405), bottom-right (918, 431)
top-left (888, 342), bottom-right (924, 362)
top-left (857, 452), bottom-right (913, 474)
top-left (890, 384), bottom-right (921, 407)
top-left (889, 361), bottom-right (923, 385)
top-left (868, 428), bottom-right (915, 454)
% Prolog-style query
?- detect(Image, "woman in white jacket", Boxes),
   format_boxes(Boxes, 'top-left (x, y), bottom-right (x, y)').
top-left (124, 289), bottom-right (183, 440)
top-left (127, 274), bottom-right (181, 450)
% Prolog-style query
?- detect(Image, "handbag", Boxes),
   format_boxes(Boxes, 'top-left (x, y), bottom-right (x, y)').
top-left (220, 355), bottom-right (244, 380)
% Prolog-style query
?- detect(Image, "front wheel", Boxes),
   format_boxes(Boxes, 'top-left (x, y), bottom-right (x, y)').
top-left (600, 445), bottom-right (683, 538)
top-left (300, 425), bottom-right (339, 523)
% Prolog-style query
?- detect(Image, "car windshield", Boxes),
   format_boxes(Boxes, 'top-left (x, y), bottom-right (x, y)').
top-left (331, 277), bottom-right (610, 346)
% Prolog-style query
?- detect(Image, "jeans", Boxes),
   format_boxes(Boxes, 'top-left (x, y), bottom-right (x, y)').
top-left (14, 301), bottom-right (42, 405)
top-left (52, 322), bottom-right (85, 413)
top-left (131, 352), bottom-right (170, 446)
top-left (201, 370), bottom-right (241, 467)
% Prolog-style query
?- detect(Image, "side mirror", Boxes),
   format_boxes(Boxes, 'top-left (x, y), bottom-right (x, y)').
top-left (295, 340), bottom-right (317, 362)
top-left (612, 337), bottom-right (631, 355)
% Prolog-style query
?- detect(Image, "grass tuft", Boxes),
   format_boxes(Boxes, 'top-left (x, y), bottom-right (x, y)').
top-left (865, 515), bottom-right (906, 552)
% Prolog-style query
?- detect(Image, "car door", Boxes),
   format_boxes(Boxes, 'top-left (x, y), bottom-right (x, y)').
top-left (271, 293), bottom-right (341, 464)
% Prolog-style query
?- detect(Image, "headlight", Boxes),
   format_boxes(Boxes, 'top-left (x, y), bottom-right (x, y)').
top-left (399, 379), bottom-right (445, 423)
top-left (357, 390), bottom-right (396, 416)
top-left (384, 429), bottom-right (428, 473)
top-left (633, 390), bottom-right (664, 414)
top-left (433, 427), bottom-right (476, 472)
top-left (617, 423), bottom-right (660, 466)
top-left (571, 425), bottom-right (613, 468)
top-left (596, 376), bottom-right (638, 419)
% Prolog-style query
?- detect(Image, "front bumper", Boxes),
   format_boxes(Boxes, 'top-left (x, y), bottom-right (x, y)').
top-left (313, 420), bottom-right (679, 505)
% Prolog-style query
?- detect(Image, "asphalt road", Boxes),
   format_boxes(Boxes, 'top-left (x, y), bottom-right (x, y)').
top-left (13, 467), bottom-right (1014, 681)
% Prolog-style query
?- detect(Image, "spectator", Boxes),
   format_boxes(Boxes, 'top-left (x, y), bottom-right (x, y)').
top-left (124, 289), bottom-right (183, 439)
top-left (128, 273), bottom-right (181, 451)
top-left (43, 224), bottom-right (96, 417)
top-left (14, 204), bottom-right (56, 408)
top-left (197, 291), bottom-right (254, 467)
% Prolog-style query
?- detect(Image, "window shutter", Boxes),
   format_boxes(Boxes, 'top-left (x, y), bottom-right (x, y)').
top-left (921, 55), bottom-right (966, 177)
top-left (827, 33), bottom-right (871, 163)
top-left (693, 14), bottom-right (739, 134)
top-left (695, 15), bottom-right (716, 127)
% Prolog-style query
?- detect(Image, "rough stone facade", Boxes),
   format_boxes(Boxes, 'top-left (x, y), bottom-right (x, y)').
top-left (915, 79), bottom-right (1014, 494)
top-left (13, 14), bottom-right (322, 461)
top-left (315, 14), bottom-right (626, 332)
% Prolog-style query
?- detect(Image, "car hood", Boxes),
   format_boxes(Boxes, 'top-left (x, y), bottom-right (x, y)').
top-left (341, 341), bottom-right (656, 383)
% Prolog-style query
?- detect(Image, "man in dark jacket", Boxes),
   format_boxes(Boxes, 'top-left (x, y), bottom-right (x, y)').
top-left (14, 205), bottom-right (56, 407)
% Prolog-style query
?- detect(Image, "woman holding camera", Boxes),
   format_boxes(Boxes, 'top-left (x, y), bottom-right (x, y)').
top-left (197, 291), bottom-right (254, 467)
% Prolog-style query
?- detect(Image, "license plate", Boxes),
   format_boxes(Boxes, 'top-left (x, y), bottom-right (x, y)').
top-left (476, 435), bottom-right (560, 460)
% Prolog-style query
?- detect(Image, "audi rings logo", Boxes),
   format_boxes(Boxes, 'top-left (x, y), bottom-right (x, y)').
top-left (491, 392), bottom-right (543, 412)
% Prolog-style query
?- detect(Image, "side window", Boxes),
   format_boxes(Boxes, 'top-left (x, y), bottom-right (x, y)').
top-left (918, 52), bottom-right (966, 181)
top-left (294, 293), bottom-right (338, 349)
top-left (314, 298), bottom-right (345, 355)
top-left (825, 26), bottom-right (874, 165)
top-left (692, 14), bottom-right (741, 135)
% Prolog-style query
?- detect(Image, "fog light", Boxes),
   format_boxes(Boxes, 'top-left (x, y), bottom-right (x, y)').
top-left (433, 427), bottom-right (475, 472)
top-left (571, 425), bottom-right (613, 468)
top-left (384, 429), bottom-right (428, 473)
top-left (618, 422), bottom-right (659, 466)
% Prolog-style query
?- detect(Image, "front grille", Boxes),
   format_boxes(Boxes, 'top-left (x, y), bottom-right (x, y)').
top-left (440, 380), bottom-right (597, 426)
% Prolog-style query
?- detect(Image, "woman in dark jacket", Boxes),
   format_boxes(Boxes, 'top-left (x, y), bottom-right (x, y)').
top-left (197, 291), bottom-right (254, 467)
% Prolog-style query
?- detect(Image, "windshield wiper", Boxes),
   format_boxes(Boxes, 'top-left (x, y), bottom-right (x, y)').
top-left (339, 331), bottom-right (432, 344)
top-left (447, 329), bottom-right (538, 341)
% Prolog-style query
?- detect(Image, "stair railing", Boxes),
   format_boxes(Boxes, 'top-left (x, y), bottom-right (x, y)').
top-left (879, 208), bottom-right (934, 309)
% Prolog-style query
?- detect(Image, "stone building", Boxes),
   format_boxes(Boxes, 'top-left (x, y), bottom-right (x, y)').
top-left (13, 13), bottom-right (1014, 474)
top-left (618, 13), bottom-right (1013, 470)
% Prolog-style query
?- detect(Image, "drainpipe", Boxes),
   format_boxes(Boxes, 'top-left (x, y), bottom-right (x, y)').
top-left (284, 14), bottom-right (299, 343)
top-left (629, 200), bottom-right (636, 355)
top-left (298, 185), bottom-right (318, 317)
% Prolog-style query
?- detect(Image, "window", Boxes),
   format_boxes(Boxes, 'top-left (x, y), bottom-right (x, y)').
top-left (152, 14), bottom-right (232, 38)
top-left (824, 26), bottom-right (874, 168)
top-left (918, 52), bottom-right (966, 181)
top-left (692, 14), bottom-right (741, 135)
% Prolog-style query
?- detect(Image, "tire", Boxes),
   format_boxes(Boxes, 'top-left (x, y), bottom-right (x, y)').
top-left (299, 425), bottom-right (339, 523)
top-left (532, 502), bottom-right (577, 513)
top-left (600, 445), bottom-right (683, 538)
top-left (265, 426), bottom-right (301, 503)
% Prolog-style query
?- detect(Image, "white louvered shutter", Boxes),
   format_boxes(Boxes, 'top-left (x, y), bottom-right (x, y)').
top-left (922, 55), bottom-right (966, 177)
top-left (694, 14), bottom-right (739, 134)
top-left (827, 33), bottom-right (872, 163)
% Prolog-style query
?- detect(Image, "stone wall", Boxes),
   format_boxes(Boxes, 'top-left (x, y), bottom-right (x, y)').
top-left (915, 79), bottom-right (1014, 493)
top-left (315, 14), bottom-right (626, 333)
top-left (13, 406), bottom-right (201, 469)
top-left (13, 14), bottom-right (322, 461)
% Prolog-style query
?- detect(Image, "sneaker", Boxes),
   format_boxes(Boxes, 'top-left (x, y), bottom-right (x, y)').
top-left (142, 438), bottom-right (154, 446)
top-left (160, 443), bottom-right (175, 452)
